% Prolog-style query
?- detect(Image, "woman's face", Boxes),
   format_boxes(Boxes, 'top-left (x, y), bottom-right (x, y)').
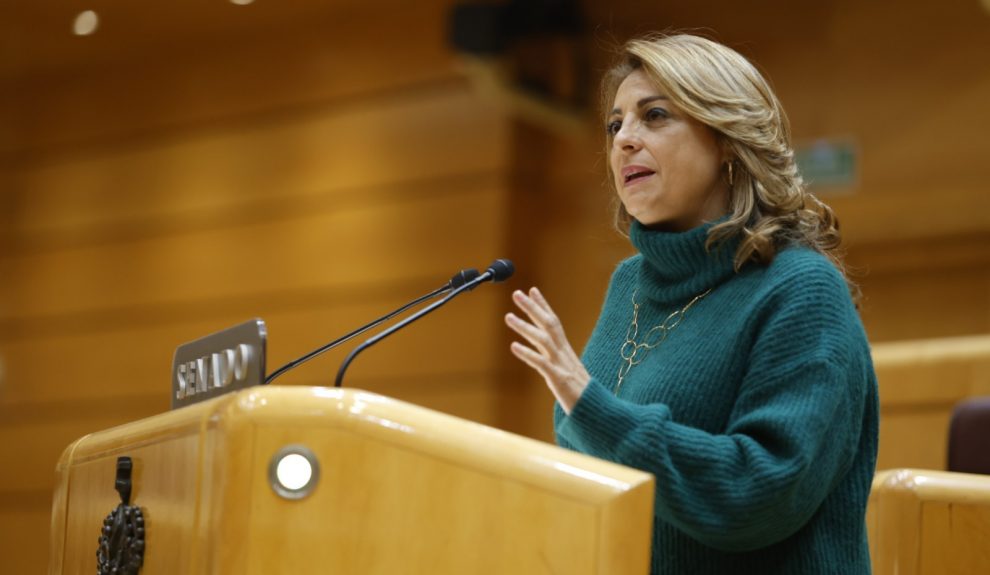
top-left (608, 69), bottom-right (729, 232)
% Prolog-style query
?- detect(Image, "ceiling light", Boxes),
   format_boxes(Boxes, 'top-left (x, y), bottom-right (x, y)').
top-left (230, 0), bottom-right (256, 5)
top-left (73, 10), bottom-right (99, 36)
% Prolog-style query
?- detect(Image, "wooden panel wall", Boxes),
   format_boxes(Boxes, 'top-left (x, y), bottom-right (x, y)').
top-left (0, 2), bottom-right (519, 572)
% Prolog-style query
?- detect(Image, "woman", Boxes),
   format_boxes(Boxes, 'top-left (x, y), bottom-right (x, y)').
top-left (505, 34), bottom-right (878, 574)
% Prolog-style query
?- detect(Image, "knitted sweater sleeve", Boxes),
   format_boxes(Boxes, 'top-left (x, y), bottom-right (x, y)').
top-left (555, 255), bottom-right (869, 552)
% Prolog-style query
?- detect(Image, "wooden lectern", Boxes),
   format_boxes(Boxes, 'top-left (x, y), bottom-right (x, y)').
top-left (49, 386), bottom-right (655, 574)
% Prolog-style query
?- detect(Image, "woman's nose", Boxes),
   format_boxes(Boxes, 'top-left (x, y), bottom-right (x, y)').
top-left (613, 121), bottom-right (641, 152)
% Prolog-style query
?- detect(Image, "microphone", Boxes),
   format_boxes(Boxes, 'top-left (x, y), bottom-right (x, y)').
top-left (479, 258), bottom-right (514, 283)
top-left (333, 259), bottom-right (514, 388)
top-left (263, 268), bottom-right (481, 385)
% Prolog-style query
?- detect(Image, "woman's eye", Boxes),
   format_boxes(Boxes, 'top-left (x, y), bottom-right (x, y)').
top-left (645, 107), bottom-right (669, 122)
top-left (606, 120), bottom-right (622, 137)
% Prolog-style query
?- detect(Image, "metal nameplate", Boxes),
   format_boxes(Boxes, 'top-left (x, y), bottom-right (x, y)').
top-left (171, 319), bottom-right (267, 410)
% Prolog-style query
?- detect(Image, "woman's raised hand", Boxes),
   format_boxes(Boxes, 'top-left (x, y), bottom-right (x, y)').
top-left (505, 287), bottom-right (591, 414)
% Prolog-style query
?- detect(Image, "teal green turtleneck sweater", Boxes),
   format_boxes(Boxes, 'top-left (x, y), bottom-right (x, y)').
top-left (554, 220), bottom-right (878, 574)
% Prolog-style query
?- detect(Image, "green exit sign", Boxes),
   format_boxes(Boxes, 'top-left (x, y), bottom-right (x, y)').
top-left (794, 139), bottom-right (858, 193)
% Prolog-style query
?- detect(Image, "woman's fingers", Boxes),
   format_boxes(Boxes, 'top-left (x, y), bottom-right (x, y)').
top-left (513, 288), bottom-right (567, 342)
top-left (506, 288), bottom-right (591, 414)
top-left (525, 288), bottom-right (570, 348)
top-left (505, 313), bottom-right (552, 355)
top-left (508, 292), bottom-right (565, 358)
top-left (529, 287), bottom-right (554, 314)
top-left (512, 289), bottom-right (553, 326)
top-left (512, 288), bottom-right (557, 325)
top-left (510, 341), bottom-right (551, 377)
top-left (512, 342), bottom-right (577, 412)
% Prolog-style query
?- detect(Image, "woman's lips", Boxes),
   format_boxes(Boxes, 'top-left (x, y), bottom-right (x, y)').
top-left (621, 165), bottom-right (656, 186)
top-left (623, 168), bottom-right (656, 187)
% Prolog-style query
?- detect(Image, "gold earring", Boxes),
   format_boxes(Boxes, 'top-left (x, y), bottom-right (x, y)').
top-left (727, 161), bottom-right (735, 186)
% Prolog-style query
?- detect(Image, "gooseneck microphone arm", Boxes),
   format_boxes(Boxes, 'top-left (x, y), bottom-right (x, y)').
top-left (333, 259), bottom-right (514, 389)
top-left (263, 269), bottom-right (480, 385)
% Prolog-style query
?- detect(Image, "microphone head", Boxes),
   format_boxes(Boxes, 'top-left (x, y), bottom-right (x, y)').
top-left (449, 268), bottom-right (481, 289)
top-left (486, 259), bottom-right (515, 283)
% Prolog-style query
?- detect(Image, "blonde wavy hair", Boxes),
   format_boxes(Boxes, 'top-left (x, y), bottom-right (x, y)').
top-left (603, 34), bottom-right (857, 297)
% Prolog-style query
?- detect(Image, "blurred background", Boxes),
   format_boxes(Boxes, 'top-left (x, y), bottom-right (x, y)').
top-left (1, 0), bottom-right (988, 570)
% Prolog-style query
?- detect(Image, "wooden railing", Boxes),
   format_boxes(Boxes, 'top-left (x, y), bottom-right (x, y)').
top-left (873, 334), bottom-right (990, 471)
top-left (868, 468), bottom-right (990, 574)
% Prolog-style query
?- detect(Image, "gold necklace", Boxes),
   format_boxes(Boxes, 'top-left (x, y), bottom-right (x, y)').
top-left (615, 287), bottom-right (713, 396)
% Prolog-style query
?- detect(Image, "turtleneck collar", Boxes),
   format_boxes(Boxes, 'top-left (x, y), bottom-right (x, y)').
top-left (629, 217), bottom-right (740, 305)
